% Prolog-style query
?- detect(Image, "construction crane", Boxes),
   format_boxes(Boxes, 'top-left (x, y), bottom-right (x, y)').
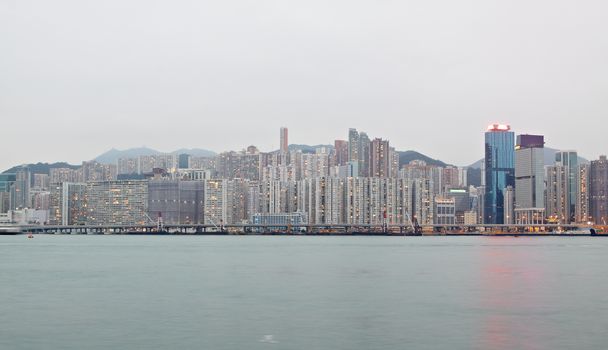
top-left (144, 212), bottom-right (165, 232)
top-left (404, 211), bottom-right (421, 235)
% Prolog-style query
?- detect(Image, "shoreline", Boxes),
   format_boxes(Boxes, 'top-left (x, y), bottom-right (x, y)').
top-left (5, 232), bottom-right (606, 237)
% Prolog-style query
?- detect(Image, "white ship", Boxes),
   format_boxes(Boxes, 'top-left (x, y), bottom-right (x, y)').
top-left (0, 225), bottom-right (23, 235)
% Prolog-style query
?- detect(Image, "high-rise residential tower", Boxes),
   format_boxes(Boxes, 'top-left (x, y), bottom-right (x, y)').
top-left (348, 128), bottom-right (360, 163)
top-left (348, 128), bottom-right (360, 177)
top-left (590, 156), bottom-right (608, 225)
top-left (576, 164), bottom-right (590, 223)
top-left (359, 132), bottom-right (371, 177)
top-left (483, 124), bottom-right (515, 224)
top-left (49, 182), bottom-right (88, 225)
top-left (370, 138), bottom-right (390, 178)
top-left (546, 164), bottom-right (569, 224)
top-left (280, 127), bottom-right (289, 153)
top-left (334, 140), bottom-right (349, 166)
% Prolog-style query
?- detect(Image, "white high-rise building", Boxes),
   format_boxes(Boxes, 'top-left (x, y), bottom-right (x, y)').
top-left (576, 164), bottom-right (590, 223)
top-left (86, 180), bottom-right (148, 226)
top-left (204, 179), bottom-right (228, 226)
top-left (412, 178), bottom-right (434, 225)
top-left (514, 135), bottom-right (545, 224)
top-left (300, 152), bottom-right (329, 179)
top-left (49, 182), bottom-right (87, 225)
top-left (434, 197), bottom-right (456, 225)
top-left (546, 165), bottom-right (569, 224)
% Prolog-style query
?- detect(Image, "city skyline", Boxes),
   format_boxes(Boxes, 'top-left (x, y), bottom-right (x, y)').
top-left (4, 2), bottom-right (608, 349)
top-left (2, 125), bottom-right (608, 227)
top-left (0, 124), bottom-right (599, 173)
top-left (2, 1), bottom-right (608, 172)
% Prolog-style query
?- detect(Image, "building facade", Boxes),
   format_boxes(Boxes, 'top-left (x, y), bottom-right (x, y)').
top-left (49, 182), bottom-right (88, 225)
top-left (370, 138), bottom-right (390, 178)
top-left (483, 124), bottom-right (515, 224)
top-left (555, 151), bottom-right (578, 222)
top-left (590, 156), bottom-right (608, 225)
top-left (434, 197), bottom-right (456, 225)
top-left (576, 164), bottom-right (590, 223)
top-left (280, 127), bottom-right (289, 153)
top-left (86, 180), bottom-right (148, 226)
top-left (514, 134), bottom-right (545, 224)
top-left (546, 165), bottom-right (569, 224)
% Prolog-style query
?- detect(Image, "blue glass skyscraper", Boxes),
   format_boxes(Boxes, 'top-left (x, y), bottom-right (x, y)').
top-left (484, 124), bottom-right (515, 224)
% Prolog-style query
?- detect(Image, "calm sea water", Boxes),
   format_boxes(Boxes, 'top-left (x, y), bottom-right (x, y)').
top-left (1, 235), bottom-right (608, 350)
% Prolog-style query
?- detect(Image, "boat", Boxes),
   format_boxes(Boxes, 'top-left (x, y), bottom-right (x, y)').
top-left (0, 226), bottom-right (23, 235)
top-left (560, 227), bottom-right (598, 235)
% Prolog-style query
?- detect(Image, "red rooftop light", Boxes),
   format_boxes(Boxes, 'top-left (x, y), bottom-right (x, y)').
top-left (487, 123), bottom-right (511, 131)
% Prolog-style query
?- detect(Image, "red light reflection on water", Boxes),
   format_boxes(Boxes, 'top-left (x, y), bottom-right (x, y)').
top-left (476, 238), bottom-right (551, 350)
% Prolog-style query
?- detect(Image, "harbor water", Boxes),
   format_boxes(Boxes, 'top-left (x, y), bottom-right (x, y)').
top-left (1, 235), bottom-right (607, 349)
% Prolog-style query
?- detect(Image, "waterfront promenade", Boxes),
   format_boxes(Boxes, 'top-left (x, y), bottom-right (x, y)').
top-left (13, 223), bottom-right (604, 236)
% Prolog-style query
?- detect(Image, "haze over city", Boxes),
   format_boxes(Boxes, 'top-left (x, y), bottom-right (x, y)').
top-left (2, 0), bottom-right (608, 171)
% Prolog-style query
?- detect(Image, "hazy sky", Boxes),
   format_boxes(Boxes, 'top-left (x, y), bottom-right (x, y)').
top-left (1, 0), bottom-right (607, 171)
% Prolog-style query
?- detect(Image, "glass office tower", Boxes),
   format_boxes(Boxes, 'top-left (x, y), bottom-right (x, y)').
top-left (484, 124), bottom-right (515, 224)
top-left (555, 150), bottom-right (578, 223)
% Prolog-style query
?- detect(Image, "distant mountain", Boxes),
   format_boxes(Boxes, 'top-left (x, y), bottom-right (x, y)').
top-left (467, 147), bottom-right (588, 169)
top-left (171, 148), bottom-right (216, 158)
top-left (467, 159), bottom-right (483, 169)
top-left (94, 147), bottom-right (216, 164)
top-left (94, 147), bottom-right (161, 164)
top-left (2, 162), bottom-right (80, 175)
top-left (398, 150), bottom-right (448, 168)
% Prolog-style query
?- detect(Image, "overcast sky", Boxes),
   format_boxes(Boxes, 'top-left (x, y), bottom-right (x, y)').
top-left (1, 0), bottom-right (607, 171)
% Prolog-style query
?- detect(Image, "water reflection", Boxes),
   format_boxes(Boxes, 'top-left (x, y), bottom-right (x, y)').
top-left (477, 239), bottom-right (552, 350)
